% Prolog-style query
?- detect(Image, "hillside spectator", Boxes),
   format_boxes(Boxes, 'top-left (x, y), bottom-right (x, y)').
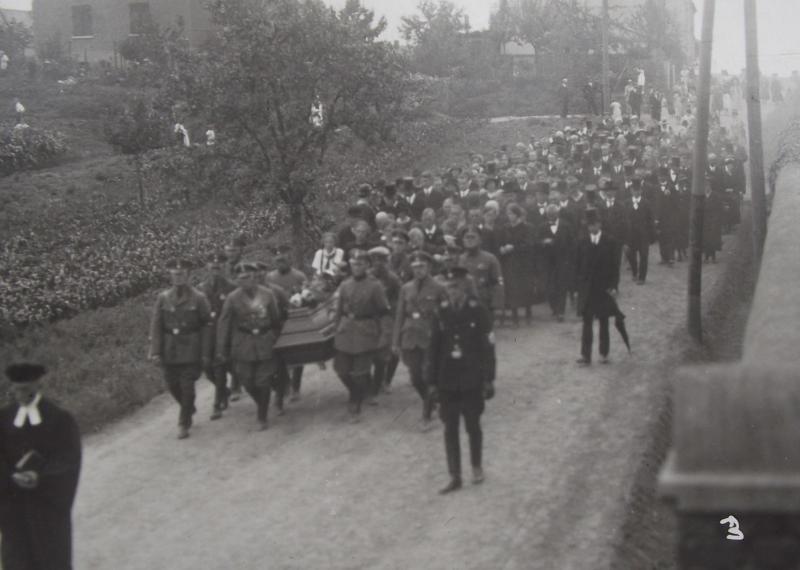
top-left (583, 81), bottom-right (598, 115)
top-left (558, 78), bottom-right (570, 119)
top-left (0, 51), bottom-right (9, 72)
top-left (14, 98), bottom-right (25, 124)
top-left (174, 122), bottom-right (191, 147)
top-left (312, 233), bottom-right (344, 276)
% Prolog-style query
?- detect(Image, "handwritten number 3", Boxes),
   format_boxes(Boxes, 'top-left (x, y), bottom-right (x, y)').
top-left (720, 516), bottom-right (744, 541)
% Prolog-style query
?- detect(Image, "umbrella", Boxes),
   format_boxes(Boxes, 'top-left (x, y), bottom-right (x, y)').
top-left (614, 308), bottom-right (631, 353)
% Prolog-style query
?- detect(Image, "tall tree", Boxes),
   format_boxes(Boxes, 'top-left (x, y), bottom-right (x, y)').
top-left (401, 0), bottom-right (471, 77)
top-left (166, 0), bottom-right (406, 258)
top-left (104, 98), bottom-right (169, 206)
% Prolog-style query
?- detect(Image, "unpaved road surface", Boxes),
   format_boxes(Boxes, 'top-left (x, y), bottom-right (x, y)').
top-left (73, 246), bottom-right (726, 570)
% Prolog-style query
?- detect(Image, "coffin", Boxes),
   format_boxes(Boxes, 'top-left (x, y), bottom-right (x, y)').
top-left (274, 294), bottom-right (337, 366)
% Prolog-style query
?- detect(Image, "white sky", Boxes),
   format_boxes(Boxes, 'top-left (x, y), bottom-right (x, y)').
top-left (3, 0), bottom-right (799, 75)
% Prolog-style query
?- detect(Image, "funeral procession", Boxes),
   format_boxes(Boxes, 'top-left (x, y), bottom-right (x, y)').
top-left (1, 0), bottom-right (798, 568)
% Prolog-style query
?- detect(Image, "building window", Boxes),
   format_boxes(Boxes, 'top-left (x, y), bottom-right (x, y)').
top-left (129, 2), bottom-right (151, 35)
top-left (71, 4), bottom-right (93, 37)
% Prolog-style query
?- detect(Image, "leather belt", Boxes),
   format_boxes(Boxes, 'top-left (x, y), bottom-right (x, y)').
top-left (237, 326), bottom-right (272, 336)
top-left (164, 328), bottom-right (200, 336)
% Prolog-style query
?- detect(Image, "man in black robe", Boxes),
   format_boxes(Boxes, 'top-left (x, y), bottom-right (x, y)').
top-left (0, 363), bottom-right (82, 570)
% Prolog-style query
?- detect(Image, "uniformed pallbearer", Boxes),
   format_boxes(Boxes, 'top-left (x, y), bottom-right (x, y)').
top-left (427, 267), bottom-right (496, 494)
top-left (149, 258), bottom-right (212, 439)
top-left (392, 250), bottom-right (448, 428)
top-left (216, 262), bottom-right (282, 430)
top-left (198, 251), bottom-right (237, 419)
top-left (367, 246), bottom-right (402, 404)
top-left (332, 249), bottom-right (391, 422)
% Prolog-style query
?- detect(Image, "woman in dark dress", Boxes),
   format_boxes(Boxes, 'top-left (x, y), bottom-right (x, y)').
top-left (498, 203), bottom-right (537, 326)
top-left (479, 203), bottom-right (502, 257)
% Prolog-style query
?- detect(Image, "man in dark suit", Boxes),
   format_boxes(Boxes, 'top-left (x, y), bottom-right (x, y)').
top-left (0, 363), bottom-right (82, 570)
top-left (654, 168), bottom-right (678, 266)
top-left (419, 171), bottom-right (445, 213)
top-left (537, 204), bottom-right (575, 321)
top-left (599, 182), bottom-right (628, 291)
top-left (420, 208), bottom-right (447, 255)
top-left (427, 267), bottom-right (495, 494)
top-left (624, 179), bottom-right (656, 284)
top-left (575, 210), bottom-right (620, 365)
top-left (402, 177), bottom-right (426, 221)
top-left (377, 184), bottom-right (408, 219)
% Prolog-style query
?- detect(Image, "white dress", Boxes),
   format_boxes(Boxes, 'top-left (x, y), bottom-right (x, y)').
top-left (611, 101), bottom-right (623, 123)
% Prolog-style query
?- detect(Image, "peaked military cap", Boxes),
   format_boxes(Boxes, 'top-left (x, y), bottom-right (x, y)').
top-left (233, 262), bottom-right (259, 275)
top-left (409, 251), bottom-right (433, 265)
top-left (368, 246), bottom-right (391, 259)
top-left (391, 229), bottom-right (410, 242)
top-left (165, 258), bottom-right (192, 270)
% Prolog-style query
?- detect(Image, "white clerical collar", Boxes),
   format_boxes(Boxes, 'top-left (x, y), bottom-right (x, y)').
top-left (14, 392), bottom-right (43, 428)
top-left (591, 231), bottom-right (602, 244)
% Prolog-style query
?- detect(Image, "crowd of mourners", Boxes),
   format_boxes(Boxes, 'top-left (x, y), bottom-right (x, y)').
top-left (315, 111), bottom-right (747, 326)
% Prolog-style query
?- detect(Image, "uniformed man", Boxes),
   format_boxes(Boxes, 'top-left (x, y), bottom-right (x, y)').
top-left (265, 246), bottom-right (307, 400)
top-left (368, 246), bottom-right (402, 401)
top-left (331, 249), bottom-right (391, 422)
top-left (216, 262), bottom-right (282, 430)
top-left (198, 251), bottom-right (237, 419)
top-left (0, 363), bottom-right (82, 570)
top-left (256, 261), bottom-right (291, 414)
top-left (427, 267), bottom-right (495, 494)
top-left (458, 226), bottom-right (503, 313)
top-left (148, 258), bottom-right (212, 439)
top-left (392, 250), bottom-right (448, 428)
top-left (224, 236), bottom-right (247, 401)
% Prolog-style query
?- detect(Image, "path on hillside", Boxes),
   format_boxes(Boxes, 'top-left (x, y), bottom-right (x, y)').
top-left (72, 244), bottom-right (728, 570)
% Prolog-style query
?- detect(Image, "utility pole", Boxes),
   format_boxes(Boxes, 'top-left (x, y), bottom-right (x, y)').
top-left (602, 0), bottom-right (610, 115)
top-left (744, 0), bottom-right (767, 270)
top-left (687, 0), bottom-right (715, 343)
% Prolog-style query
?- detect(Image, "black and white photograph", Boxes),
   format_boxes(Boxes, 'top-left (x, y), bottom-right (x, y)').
top-left (0, 0), bottom-right (798, 568)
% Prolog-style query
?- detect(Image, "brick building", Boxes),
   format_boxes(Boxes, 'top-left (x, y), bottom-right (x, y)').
top-left (32, 0), bottom-right (212, 62)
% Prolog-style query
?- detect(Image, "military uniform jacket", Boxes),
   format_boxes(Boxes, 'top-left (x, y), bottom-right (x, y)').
top-left (459, 250), bottom-right (502, 307)
top-left (216, 286), bottom-right (281, 363)
top-left (199, 276), bottom-right (238, 353)
top-left (333, 275), bottom-right (390, 354)
top-left (393, 276), bottom-right (448, 350)
top-left (149, 286), bottom-right (213, 365)
top-left (372, 268), bottom-right (402, 349)
top-left (427, 297), bottom-right (494, 392)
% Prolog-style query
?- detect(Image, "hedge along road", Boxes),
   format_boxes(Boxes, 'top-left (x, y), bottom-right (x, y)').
top-left (72, 243), bottom-right (727, 570)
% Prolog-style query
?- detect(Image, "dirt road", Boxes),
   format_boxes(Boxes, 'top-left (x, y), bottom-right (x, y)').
top-left (72, 247), bottom-right (726, 570)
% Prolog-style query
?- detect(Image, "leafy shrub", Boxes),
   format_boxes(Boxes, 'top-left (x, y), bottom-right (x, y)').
top-left (0, 124), bottom-right (68, 176)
